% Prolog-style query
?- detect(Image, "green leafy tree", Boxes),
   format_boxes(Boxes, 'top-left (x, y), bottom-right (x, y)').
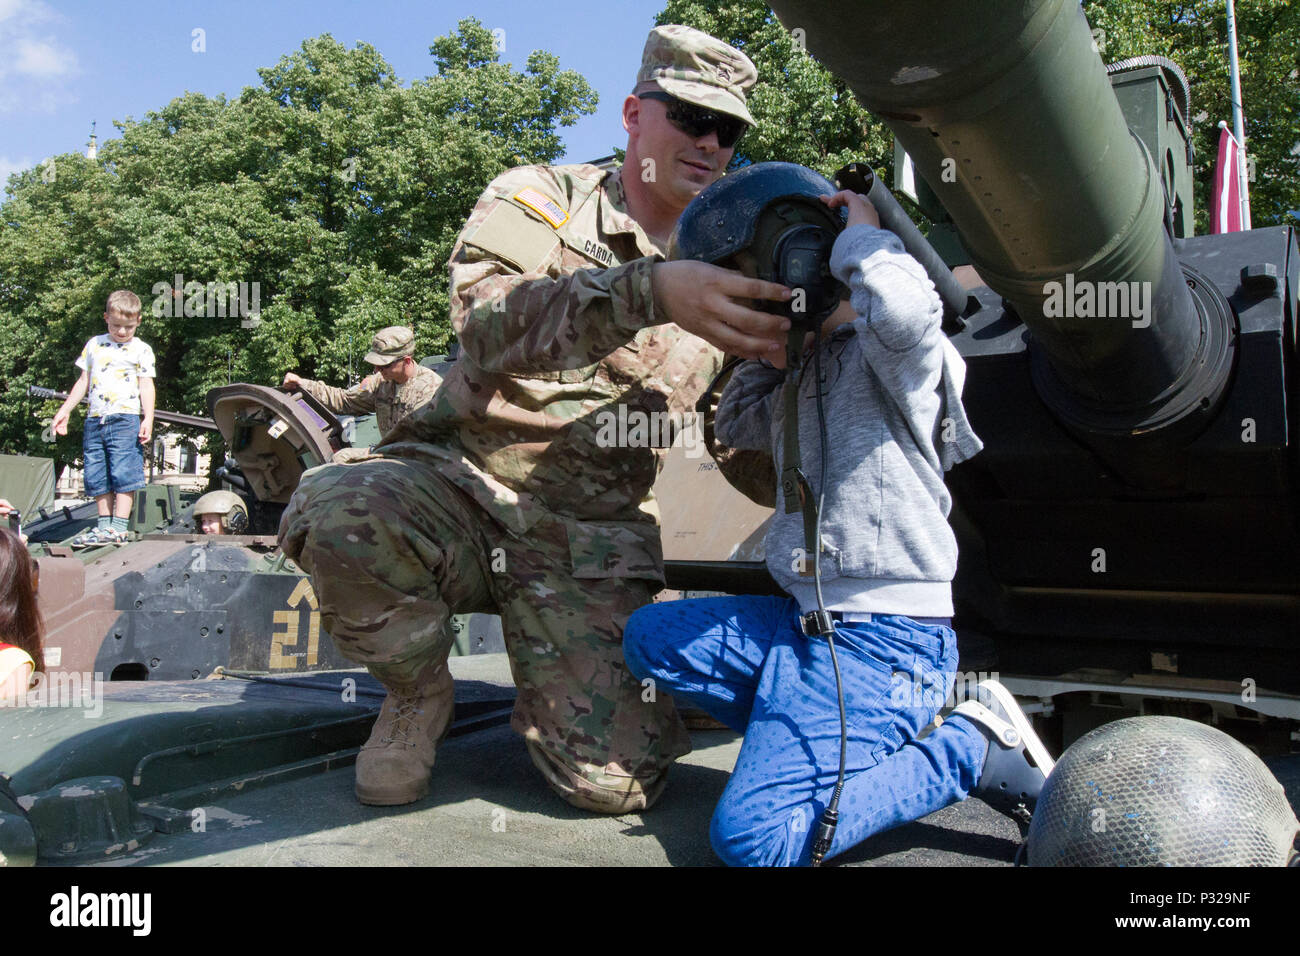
top-left (1082, 0), bottom-right (1299, 232)
top-left (653, 1), bottom-right (893, 179)
top-left (0, 19), bottom-right (595, 464)
top-left (657, 1), bottom-right (1296, 233)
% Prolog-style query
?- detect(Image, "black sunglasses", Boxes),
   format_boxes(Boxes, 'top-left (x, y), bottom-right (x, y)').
top-left (638, 91), bottom-right (747, 149)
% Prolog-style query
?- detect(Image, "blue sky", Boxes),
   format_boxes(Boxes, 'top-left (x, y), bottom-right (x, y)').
top-left (0, 0), bottom-right (672, 186)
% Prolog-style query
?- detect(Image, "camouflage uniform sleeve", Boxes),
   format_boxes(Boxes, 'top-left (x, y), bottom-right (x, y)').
top-left (415, 364), bottom-right (443, 399)
top-left (298, 375), bottom-right (380, 417)
top-left (390, 366), bottom-right (443, 425)
top-left (450, 166), bottom-right (662, 376)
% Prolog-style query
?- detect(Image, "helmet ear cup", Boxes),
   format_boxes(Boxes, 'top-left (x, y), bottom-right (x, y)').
top-left (668, 163), bottom-right (849, 329)
top-left (771, 222), bottom-right (842, 327)
top-left (224, 508), bottom-right (249, 534)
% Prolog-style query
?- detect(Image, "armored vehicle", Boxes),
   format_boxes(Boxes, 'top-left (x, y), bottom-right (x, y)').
top-left (3, 0), bottom-right (1296, 867)
top-left (22, 366), bottom-right (503, 687)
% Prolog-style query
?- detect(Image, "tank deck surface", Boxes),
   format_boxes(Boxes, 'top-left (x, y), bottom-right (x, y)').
top-left (86, 737), bottom-right (1029, 867)
top-left (51, 654), bottom-right (1297, 867)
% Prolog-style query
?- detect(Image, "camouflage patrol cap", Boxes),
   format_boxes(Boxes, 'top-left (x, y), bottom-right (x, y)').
top-left (363, 326), bottom-right (415, 365)
top-left (637, 25), bottom-right (757, 126)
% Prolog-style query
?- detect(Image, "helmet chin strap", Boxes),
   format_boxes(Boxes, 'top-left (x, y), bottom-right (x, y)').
top-left (772, 219), bottom-right (842, 526)
top-left (776, 315), bottom-right (845, 866)
top-left (779, 328), bottom-right (813, 518)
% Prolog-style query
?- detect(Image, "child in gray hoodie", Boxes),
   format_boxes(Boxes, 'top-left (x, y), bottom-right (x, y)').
top-left (623, 189), bottom-right (1053, 866)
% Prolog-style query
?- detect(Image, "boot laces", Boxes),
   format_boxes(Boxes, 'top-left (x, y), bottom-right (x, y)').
top-left (381, 693), bottom-right (425, 746)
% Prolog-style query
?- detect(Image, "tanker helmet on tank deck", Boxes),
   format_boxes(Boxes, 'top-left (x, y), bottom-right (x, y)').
top-left (1026, 716), bottom-right (1300, 866)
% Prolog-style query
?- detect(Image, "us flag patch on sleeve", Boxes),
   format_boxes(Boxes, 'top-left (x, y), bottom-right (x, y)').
top-left (512, 187), bottom-right (569, 228)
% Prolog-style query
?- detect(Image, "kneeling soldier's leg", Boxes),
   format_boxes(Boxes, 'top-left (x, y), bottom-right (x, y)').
top-left (278, 458), bottom-right (494, 804)
top-left (493, 520), bottom-right (691, 814)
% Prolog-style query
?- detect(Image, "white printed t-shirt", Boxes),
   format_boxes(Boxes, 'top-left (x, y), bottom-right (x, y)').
top-left (75, 335), bottom-right (156, 417)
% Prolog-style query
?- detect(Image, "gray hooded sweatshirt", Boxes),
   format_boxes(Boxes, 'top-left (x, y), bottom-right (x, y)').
top-left (716, 223), bottom-right (983, 617)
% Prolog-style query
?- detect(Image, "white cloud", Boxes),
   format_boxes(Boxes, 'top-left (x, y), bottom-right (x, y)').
top-left (0, 0), bottom-right (78, 105)
top-left (15, 36), bottom-right (73, 77)
top-left (0, 0), bottom-right (54, 30)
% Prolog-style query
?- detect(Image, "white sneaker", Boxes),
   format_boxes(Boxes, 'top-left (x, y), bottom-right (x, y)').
top-left (954, 679), bottom-right (1055, 826)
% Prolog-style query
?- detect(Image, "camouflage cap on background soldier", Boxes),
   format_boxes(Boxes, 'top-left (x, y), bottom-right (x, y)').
top-left (637, 24), bottom-right (758, 125)
top-left (363, 327), bottom-right (416, 366)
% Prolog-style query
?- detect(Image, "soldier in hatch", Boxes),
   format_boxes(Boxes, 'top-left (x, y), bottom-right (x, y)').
top-left (281, 326), bottom-right (442, 461)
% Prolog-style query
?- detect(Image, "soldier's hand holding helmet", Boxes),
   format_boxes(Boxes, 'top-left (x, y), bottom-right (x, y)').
top-left (651, 260), bottom-right (791, 359)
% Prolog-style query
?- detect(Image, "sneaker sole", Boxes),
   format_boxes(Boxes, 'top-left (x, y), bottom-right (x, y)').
top-left (979, 680), bottom-right (1055, 776)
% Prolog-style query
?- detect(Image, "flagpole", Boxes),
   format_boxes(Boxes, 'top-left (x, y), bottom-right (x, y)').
top-left (1225, 0), bottom-right (1251, 228)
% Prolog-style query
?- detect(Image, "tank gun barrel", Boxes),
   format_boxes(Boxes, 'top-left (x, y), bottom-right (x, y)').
top-left (769, 0), bottom-right (1231, 452)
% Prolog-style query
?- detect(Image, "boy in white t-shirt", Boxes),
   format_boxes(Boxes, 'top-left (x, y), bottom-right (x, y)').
top-left (52, 290), bottom-right (156, 545)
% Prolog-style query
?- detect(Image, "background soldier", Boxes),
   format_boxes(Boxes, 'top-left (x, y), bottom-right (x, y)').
top-left (279, 25), bottom-right (792, 811)
top-left (281, 326), bottom-right (442, 459)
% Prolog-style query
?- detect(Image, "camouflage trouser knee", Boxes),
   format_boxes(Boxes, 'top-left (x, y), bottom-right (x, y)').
top-left (277, 456), bottom-right (691, 813)
top-left (278, 457), bottom-right (487, 690)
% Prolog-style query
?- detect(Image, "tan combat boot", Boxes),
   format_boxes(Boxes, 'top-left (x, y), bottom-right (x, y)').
top-left (355, 665), bottom-right (455, 806)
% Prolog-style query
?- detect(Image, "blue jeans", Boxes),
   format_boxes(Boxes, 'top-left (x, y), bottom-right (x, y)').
top-left (83, 414), bottom-right (145, 497)
top-left (623, 595), bottom-right (989, 866)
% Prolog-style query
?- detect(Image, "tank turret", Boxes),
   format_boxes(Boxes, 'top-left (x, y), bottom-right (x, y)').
top-left (763, 0), bottom-right (1299, 698)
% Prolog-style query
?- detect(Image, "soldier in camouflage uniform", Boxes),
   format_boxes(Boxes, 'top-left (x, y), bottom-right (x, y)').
top-left (282, 326), bottom-right (442, 462)
top-left (279, 25), bottom-right (794, 811)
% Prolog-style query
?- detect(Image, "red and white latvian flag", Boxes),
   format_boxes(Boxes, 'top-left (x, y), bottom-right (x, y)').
top-left (1210, 125), bottom-right (1243, 234)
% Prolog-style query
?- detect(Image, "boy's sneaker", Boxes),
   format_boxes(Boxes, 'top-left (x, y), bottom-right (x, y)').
top-left (954, 679), bottom-right (1055, 827)
top-left (71, 527), bottom-right (128, 547)
top-left (71, 527), bottom-right (107, 547)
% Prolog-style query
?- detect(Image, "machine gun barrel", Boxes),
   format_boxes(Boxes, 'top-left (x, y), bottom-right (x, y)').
top-left (836, 161), bottom-right (972, 329)
top-left (769, 0), bottom-right (1232, 453)
top-left (27, 385), bottom-right (217, 431)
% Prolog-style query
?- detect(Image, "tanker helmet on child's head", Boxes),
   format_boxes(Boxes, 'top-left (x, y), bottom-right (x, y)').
top-left (669, 162), bottom-right (846, 328)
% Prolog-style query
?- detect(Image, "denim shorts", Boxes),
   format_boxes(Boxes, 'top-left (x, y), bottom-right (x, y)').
top-left (83, 414), bottom-right (145, 497)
